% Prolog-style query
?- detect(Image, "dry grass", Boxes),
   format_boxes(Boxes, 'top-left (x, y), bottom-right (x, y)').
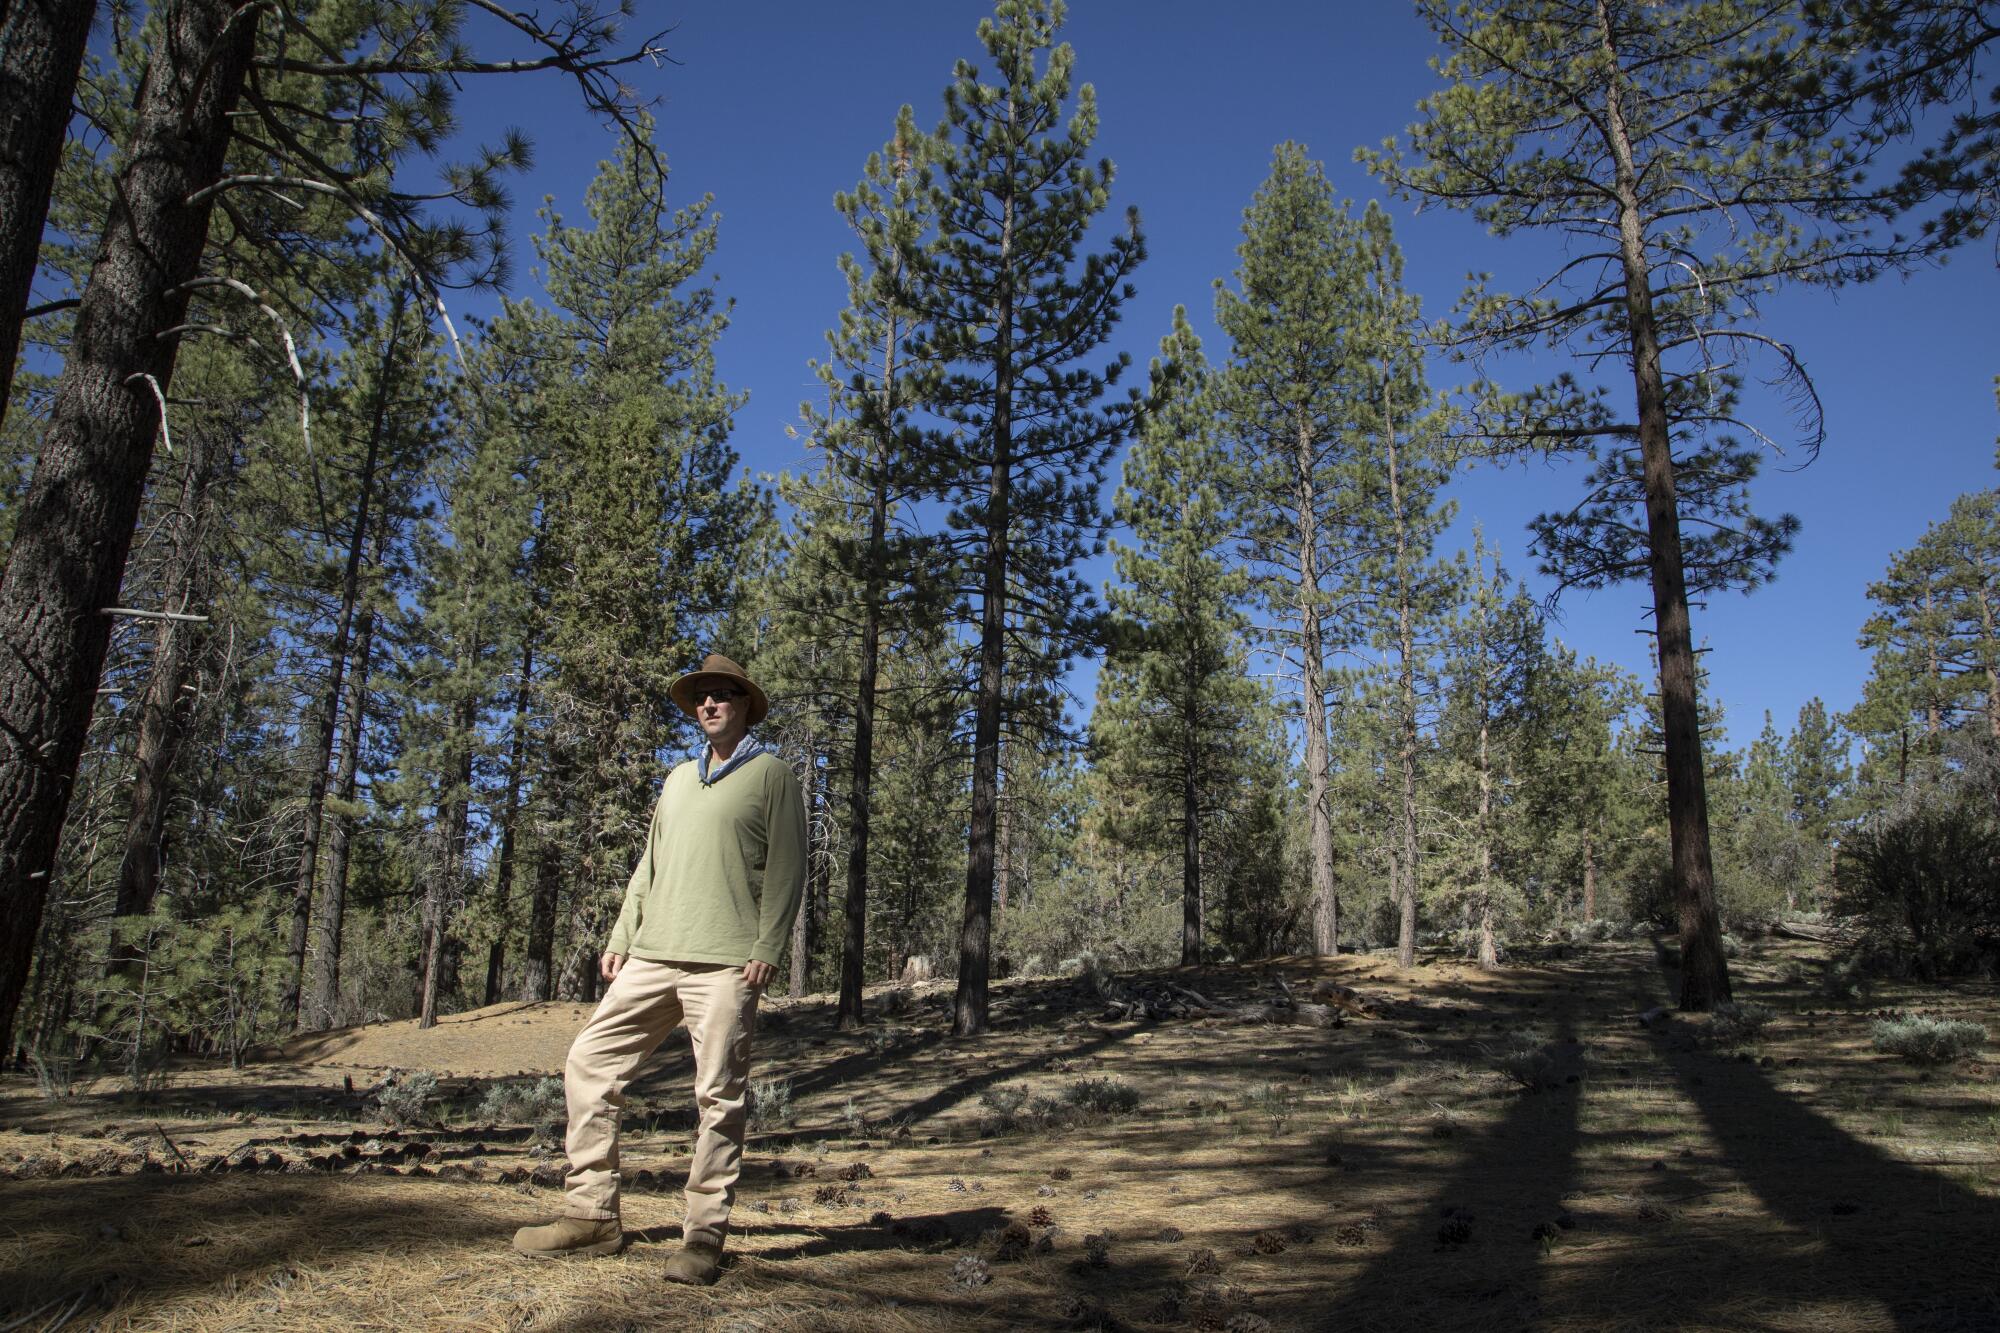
top-left (3, 940), bottom-right (1996, 1331)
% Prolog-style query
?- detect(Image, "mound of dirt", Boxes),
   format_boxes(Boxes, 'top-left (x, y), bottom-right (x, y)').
top-left (279, 1000), bottom-right (596, 1078)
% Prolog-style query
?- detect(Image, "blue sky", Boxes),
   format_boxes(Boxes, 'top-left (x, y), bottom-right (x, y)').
top-left (449, 2), bottom-right (1998, 750)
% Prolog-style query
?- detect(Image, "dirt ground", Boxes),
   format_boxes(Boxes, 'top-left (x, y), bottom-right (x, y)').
top-left (2, 938), bottom-right (1996, 1332)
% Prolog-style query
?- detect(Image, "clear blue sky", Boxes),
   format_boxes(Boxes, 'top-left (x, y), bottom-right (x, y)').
top-left (450, 2), bottom-right (1997, 751)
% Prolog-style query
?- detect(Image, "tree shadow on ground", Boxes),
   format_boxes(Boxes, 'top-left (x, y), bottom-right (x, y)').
top-left (0, 1174), bottom-right (507, 1319)
top-left (1300, 982), bottom-right (1586, 1332)
top-left (1647, 951), bottom-right (2000, 1331)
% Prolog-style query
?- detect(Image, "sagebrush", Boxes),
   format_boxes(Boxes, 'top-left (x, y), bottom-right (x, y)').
top-left (1870, 1015), bottom-right (1987, 1065)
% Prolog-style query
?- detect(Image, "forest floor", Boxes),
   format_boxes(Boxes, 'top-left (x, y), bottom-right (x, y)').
top-left (1, 936), bottom-right (1996, 1332)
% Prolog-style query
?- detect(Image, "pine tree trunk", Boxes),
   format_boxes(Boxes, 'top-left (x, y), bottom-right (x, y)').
top-left (0, 0), bottom-right (97, 427)
top-left (420, 698), bottom-right (477, 1029)
top-left (1924, 586), bottom-right (1941, 739)
top-left (1477, 705), bottom-right (1498, 971)
top-left (1975, 578), bottom-right (2000, 738)
top-left (1582, 826), bottom-right (1597, 922)
top-left (1387, 413), bottom-right (1419, 968)
top-left (523, 820), bottom-right (561, 1001)
top-left (1295, 413), bottom-right (1339, 958)
top-left (839, 148), bottom-right (910, 1028)
top-left (1181, 747), bottom-right (1202, 967)
top-left (788, 870), bottom-right (810, 997)
top-left (107, 423), bottom-right (219, 975)
top-left (281, 292), bottom-right (406, 1028)
top-left (953, 157), bottom-right (1017, 1040)
top-left (0, 0), bottom-right (257, 1054)
top-left (838, 478), bottom-right (884, 1027)
top-left (789, 736), bottom-right (819, 999)
top-left (300, 581), bottom-right (376, 1033)
top-left (485, 641), bottom-right (534, 1006)
top-left (1596, 1), bottom-right (1730, 1009)
top-left (995, 761), bottom-right (1012, 915)
top-left (954, 427), bottom-right (1009, 1035)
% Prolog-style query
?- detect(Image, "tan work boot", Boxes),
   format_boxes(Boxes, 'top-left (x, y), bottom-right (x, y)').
top-left (660, 1239), bottom-right (724, 1286)
top-left (512, 1215), bottom-right (623, 1259)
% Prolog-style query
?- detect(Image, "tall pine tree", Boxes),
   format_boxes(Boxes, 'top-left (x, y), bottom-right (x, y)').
top-left (1361, 0), bottom-right (1891, 1007)
top-left (1216, 143), bottom-right (1366, 958)
top-left (907, 0), bottom-right (1142, 1036)
top-left (1097, 309), bottom-right (1255, 966)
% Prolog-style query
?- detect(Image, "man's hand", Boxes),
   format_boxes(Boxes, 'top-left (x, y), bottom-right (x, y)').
top-left (600, 952), bottom-right (626, 983)
top-left (742, 959), bottom-right (776, 990)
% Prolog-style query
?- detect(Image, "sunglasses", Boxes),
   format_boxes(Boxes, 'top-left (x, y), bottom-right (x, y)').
top-left (698, 688), bottom-right (743, 705)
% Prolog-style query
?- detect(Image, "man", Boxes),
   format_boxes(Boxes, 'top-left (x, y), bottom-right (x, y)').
top-left (512, 653), bottom-right (806, 1286)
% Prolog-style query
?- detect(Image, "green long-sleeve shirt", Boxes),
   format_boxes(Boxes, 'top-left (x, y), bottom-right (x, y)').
top-left (605, 751), bottom-right (807, 968)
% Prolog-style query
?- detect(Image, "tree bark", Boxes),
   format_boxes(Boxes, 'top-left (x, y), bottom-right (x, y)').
top-left (484, 640), bottom-right (533, 1006)
top-left (838, 487), bottom-right (884, 1026)
top-left (953, 376), bottom-right (1009, 1035)
top-left (106, 421), bottom-right (220, 975)
top-left (1476, 701), bottom-right (1498, 971)
top-left (419, 693), bottom-right (477, 1029)
top-left (0, 0), bottom-right (258, 1054)
top-left (1294, 412), bottom-right (1338, 958)
top-left (281, 288), bottom-right (407, 1027)
top-left (1386, 408), bottom-right (1419, 969)
top-left (789, 737), bottom-right (819, 999)
top-left (523, 814), bottom-right (561, 1001)
top-left (1582, 826), bottom-right (1598, 922)
top-left (1181, 741), bottom-right (1202, 966)
top-left (0, 0), bottom-right (97, 428)
top-left (300, 570), bottom-right (376, 1033)
top-left (953, 126), bottom-right (1017, 1040)
top-left (1596, 0), bottom-right (1730, 1009)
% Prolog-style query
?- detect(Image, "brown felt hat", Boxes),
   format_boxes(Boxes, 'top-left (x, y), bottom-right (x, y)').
top-left (670, 652), bottom-right (769, 726)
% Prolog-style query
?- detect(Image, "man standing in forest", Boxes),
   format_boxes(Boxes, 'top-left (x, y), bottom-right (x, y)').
top-left (512, 653), bottom-right (806, 1286)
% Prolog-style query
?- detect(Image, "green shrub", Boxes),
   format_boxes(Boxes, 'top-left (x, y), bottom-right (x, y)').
top-left (1062, 1076), bottom-right (1140, 1116)
top-left (377, 1071), bottom-right (439, 1127)
top-left (1567, 919), bottom-right (1619, 944)
top-left (1837, 780), bottom-right (2000, 980)
top-left (749, 1077), bottom-right (796, 1130)
top-left (1870, 1015), bottom-right (1988, 1065)
top-left (1490, 1032), bottom-right (1558, 1090)
top-left (1819, 954), bottom-right (1871, 1004)
top-left (1705, 1001), bottom-right (1776, 1045)
top-left (477, 1077), bottom-right (567, 1140)
top-left (976, 1084), bottom-right (1056, 1135)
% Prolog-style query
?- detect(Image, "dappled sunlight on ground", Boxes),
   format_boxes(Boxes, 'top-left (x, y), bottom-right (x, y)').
top-left (2, 939), bottom-right (1995, 1330)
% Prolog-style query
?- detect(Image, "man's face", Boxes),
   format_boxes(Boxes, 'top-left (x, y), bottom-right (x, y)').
top-left (693, 678), bottom-right (750, 748)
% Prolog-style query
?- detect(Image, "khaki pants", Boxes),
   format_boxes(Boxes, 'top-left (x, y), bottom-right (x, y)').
top-left (561, 958), bottom-right (759, 1246)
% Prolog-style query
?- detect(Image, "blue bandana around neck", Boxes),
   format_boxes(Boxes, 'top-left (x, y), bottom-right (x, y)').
top-left (698, 734), bottom-right (769, 786)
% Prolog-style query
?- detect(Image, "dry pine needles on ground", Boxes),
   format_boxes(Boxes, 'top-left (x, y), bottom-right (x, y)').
top-left (2, 940), bottom-right (1996, 1331)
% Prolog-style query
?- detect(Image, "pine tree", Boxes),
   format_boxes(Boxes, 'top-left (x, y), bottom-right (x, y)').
top-left (512, 122), bottom-right (753, 1002)
top-left (281, 280), bottom-right (440, 1027)
top-left (1516, 645), bottom-right (1643, 925)
top-left (1215, 143), bottom-right (1367, 958)
top-left (1852, 489), bottom-right (2000, 786)
top-left (798, 104), bottom-right (949, 1026)
top-left (1438, 535), bottom-right (1546, 967)
top-left (1096, 309), bottom-right (1255, 965)
top-left (0, 0), bottom-right (669, 1052)
top-left (1345, 202), bottom-right (1457, 969)
top-left (907, 0), bottom-right (1143, 1036)
top-left (393, 356), bottom-right (533, 1028)
top-left (1360, 0), bottom-right (1891, 1008)
top-left (1741, 1), bottom-right (1997, 255)
top-left (1783, 697), bottom-right (1851, 905)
